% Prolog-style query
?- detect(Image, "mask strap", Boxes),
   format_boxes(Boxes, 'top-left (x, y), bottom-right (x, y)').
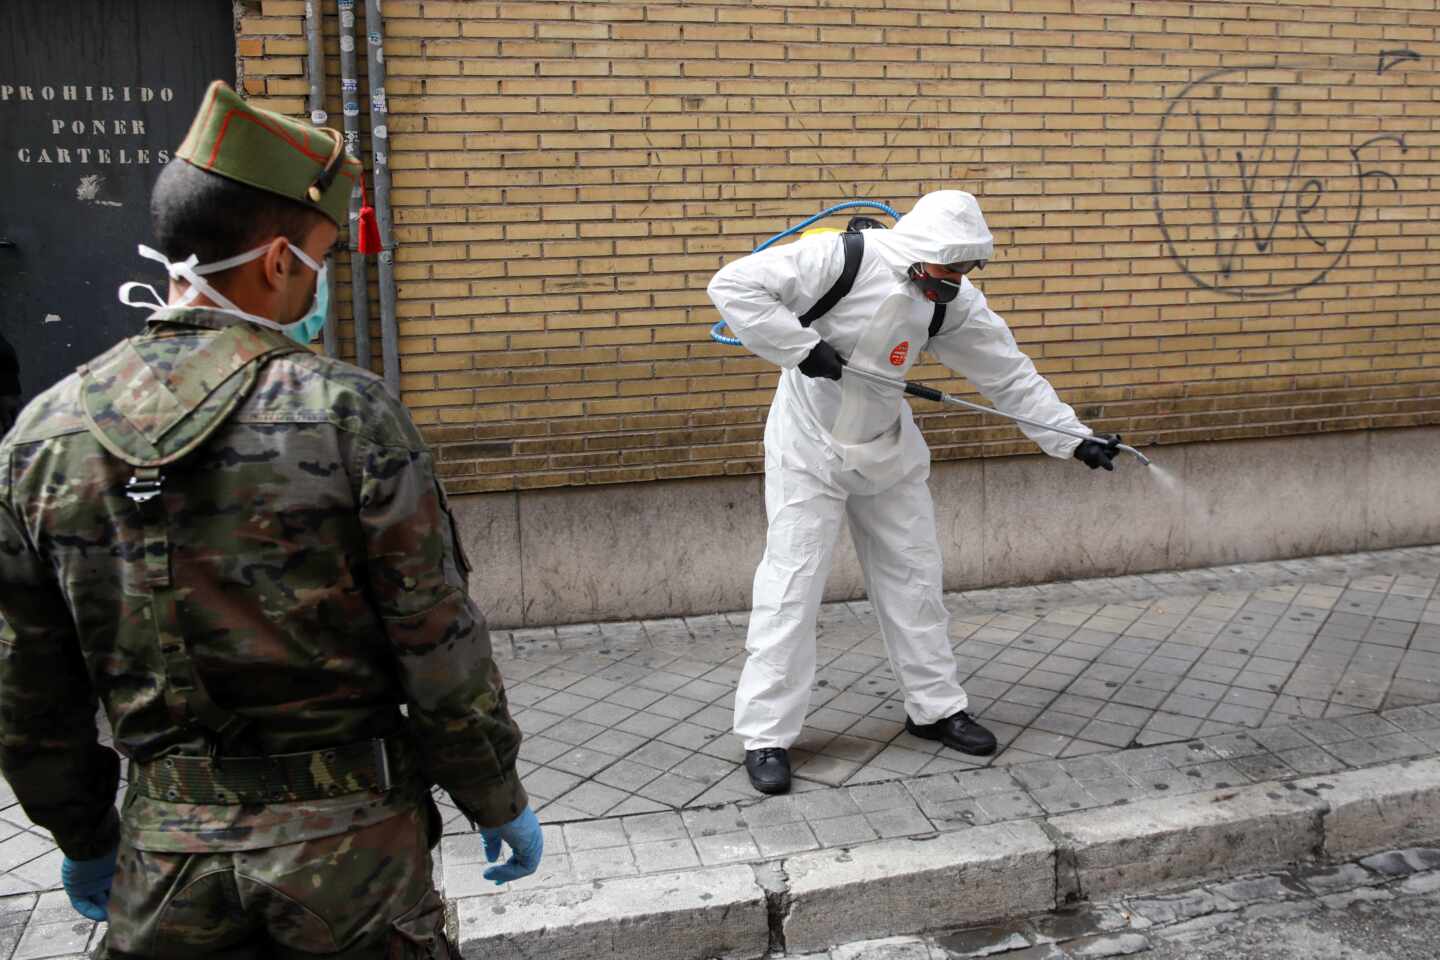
top-left (118, 282), bottom-right (168, 310)
top-left (117, 246), bottom-right (191, 310)
top-left (286, 242), bottom-right (323, 273)
top-left (189, 244), bottom-right (271, 277)
top-left (174, 260), bottom-right (286, 333)
top-left (118, 243), bottom-right (306, 335)
top-left (125, 244), bottom-right (286, 332)
top-left (142, 247), bottom-right (209, 308)
top-left (163, 252), bottom-right (248, 317)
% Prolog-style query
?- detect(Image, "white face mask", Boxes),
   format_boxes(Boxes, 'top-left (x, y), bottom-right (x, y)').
top-left (118, 241), bottom-right (329, 344)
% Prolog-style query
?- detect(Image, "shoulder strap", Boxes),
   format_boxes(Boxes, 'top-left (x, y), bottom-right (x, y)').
top-left (928, 302), bottom-right (947, 339)
top-left (79, 324), bottom-right (305, 753)
top-left (79, 323), bottom-right (304, 468)
top-left (798, 230), bottom-right (865, 327)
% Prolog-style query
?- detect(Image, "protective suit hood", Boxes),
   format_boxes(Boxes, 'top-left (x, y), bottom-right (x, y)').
top-left (865, 190), bottom-right (995, 275)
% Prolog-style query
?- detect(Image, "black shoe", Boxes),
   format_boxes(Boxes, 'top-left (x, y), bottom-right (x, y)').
top-left (744, 748), bottom-right (792, 794)
top-left (906, 711), bottom-right (998, 756)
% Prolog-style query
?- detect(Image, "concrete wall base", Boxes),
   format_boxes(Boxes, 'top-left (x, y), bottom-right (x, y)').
top-left (450, 427), bottom-right (1440, 628)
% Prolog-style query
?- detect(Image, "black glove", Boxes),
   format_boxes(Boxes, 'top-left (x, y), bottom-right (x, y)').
top-left (798, 340), bottom-right (844, 380)
top-left (1074, 433), bottom-right (1121, 471)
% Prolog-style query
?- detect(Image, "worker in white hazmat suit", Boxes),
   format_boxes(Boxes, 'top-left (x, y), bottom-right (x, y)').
top-left (707, 190), bottom-right (1120, 794)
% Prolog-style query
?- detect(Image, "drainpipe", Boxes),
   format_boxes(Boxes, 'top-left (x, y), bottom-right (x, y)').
top-left (303, 0), bottom-right (338, 357)
top-left (363, 0), bottom-right (400, 397)
top-left (336, 0), bottom-right (371, 371)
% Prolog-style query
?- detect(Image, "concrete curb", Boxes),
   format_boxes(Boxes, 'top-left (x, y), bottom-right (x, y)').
top-left (1309, 757), bottom-right (1440, 859)
top-left (455, 864), bottom-right (768, 960)
top-left (783, 821), bottom-right (1056, 955)
top-left (453, 757), bottom-right (1440, 959)
top-left (1045, 781), bottom-right (1326, 901)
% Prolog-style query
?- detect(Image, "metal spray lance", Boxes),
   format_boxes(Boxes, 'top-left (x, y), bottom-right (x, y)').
top-left (838, 360), bottom-right (1153, 466)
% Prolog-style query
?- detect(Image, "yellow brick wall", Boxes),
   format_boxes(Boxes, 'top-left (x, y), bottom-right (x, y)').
top-left (239, 0), bottom-right (1440, 493)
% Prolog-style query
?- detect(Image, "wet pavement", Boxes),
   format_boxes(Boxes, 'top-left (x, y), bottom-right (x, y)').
top-left (804, 843), bottom-right (1440, 958)
top-left (3, 544), bottom-right (1439, 957)
top-left (479, 544), bottom-right (1440, 823)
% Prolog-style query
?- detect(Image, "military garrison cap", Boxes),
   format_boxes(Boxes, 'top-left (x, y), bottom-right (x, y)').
top-left (176, 80), bottom-right (358, 228)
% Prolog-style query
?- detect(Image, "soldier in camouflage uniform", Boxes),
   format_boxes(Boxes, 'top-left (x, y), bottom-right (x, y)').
top-left (0, 81), bottom-right (541, 958)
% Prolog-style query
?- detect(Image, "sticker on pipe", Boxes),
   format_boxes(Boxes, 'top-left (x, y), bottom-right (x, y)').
top-left (889, 341), bottom-right (909, 366)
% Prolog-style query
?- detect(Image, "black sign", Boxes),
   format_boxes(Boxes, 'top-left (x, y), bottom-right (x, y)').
top-left (0, 1), bottom-right (235, 406)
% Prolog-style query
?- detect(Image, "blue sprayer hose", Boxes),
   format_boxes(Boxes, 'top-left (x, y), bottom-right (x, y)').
top-left (709, 200), bottom-right (902, 346)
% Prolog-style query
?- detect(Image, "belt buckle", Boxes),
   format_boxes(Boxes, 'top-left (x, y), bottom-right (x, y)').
top-left (371, 739), bottom-right (392, 793)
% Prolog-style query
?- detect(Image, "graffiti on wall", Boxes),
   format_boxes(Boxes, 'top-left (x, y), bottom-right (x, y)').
top-left (1151, 50), bottom-right (1418, 300)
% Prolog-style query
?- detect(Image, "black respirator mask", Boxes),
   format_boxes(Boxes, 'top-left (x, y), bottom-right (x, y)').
top-left (907, 263), bottom-right (962, 304)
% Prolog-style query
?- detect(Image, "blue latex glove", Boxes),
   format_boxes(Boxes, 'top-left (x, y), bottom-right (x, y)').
top-left (480, 807), bottom-right (543, 885)
top-left (62, 848), bottom-right (117, 921)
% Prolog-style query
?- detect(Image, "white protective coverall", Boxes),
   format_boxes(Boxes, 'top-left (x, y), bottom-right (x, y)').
top-left (707, 190), bottom-right (1093, 750)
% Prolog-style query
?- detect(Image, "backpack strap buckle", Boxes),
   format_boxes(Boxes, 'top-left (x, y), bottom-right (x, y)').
top-left (125, 468), bottom-right (163, 505)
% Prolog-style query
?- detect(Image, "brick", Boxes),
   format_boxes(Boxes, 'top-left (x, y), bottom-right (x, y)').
top-left (226, 2), bottom-right (1440, 490)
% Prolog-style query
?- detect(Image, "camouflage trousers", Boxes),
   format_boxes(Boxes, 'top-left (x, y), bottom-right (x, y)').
top-left (100, 804), bottom-right (457, 959)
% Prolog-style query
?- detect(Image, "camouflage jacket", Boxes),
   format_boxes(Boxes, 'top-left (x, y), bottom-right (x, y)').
top-left (0, 308), bottom-right (525, 856)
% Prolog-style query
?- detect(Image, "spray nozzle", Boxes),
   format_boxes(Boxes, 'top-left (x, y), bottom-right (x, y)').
top-left (1116, 443), bottom-right (1152, 466)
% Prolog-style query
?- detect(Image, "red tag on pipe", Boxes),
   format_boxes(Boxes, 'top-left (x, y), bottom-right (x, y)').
top-left (357, 176), bottom-right (382, 255)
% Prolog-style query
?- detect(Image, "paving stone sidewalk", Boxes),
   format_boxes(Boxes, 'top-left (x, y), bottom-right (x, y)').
top-left (478, 543), bottom-right (1440, 824)
top-left (2, 545), bottom-right (1438, 958)
top-left (439, 700), bottom-right (1440, 902)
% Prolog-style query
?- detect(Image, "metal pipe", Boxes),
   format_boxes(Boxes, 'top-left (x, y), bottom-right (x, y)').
top-left (363, 0), bottom-right (400, 398)
top-left (841, 362), bottom-right (1152, 466)
top-left (336, 0), bottom-right (371, 371)
top-left (303, 0), bottom-right (338, 357)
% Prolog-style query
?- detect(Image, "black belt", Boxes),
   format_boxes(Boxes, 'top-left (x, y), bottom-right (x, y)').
top-left (130, 738), bottom-right (411, 805)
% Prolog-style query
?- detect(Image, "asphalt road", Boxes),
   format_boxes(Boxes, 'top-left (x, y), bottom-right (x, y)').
top-left (1145, 885), bottom-right (1440, 960)
top-left (815, 861), bottom-right (1440, 959)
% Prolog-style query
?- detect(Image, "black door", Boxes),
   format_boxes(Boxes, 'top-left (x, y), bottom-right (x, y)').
top-left (0, 1), bottom-right (236, 407)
